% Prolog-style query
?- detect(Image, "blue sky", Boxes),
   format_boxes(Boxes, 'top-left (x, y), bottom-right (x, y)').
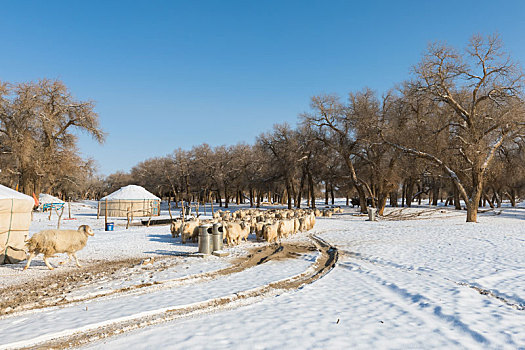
top-left (2, 1), bottom-right (524, 175)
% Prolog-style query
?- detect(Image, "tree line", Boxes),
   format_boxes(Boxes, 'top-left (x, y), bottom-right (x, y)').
top-left (0, 79), bottom-right (104, 198)
top-left (2, 34), bottom-right (524, 222)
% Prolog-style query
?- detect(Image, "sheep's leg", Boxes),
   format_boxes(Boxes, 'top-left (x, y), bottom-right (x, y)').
top-left (23, 252), bottom-right (35, 271)
top-left (59, 254), bottom-right (72, 265)
top-left (72, 253), bottom-right (82, 268)
top-left (43, 256), bottom-right (54, 270)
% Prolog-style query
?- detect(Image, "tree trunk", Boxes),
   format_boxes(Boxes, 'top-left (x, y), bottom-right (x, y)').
top-left (510, 188), bottom-right (516, 207)
top-left (389, 191), bottom-right (398, 207)
top-left (290, 181), bottom-right (296, 207)
top-left (296, 170), bottom-right (305, 209)
top-left (432, 179), bottom-right (439, 206)
top-left (405, 179), bottom-right (414, 208)
top-left (483, 193), bottom-right (495, 209)
top-left (377, 195), bottom-right (388, 216)
top-left (356, 185), bottom-right (367, 213)
top-left (466, 170), bottom-right (483, 222)
top-left (325, 181), bottom-right (329, 205)
top-left (453, 186), bottom-right (462, 210)
top-left (401, 181), bottom-right (406, 207)
top-left (308, 171), bottom-right (315, 209)
top-left (330, 184), bottom-right (335, 205)
top-left (286, 179), bottom-right (292, 209)
top-left (185, 175), bottom-right (190, 202)
top-left (19, 165), bottom-right (33, 195)
top-left (224, 186), bottom-right (229, 208)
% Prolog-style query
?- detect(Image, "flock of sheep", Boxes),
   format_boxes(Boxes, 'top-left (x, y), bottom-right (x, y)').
top-left (170, 207), bottom-right (342, 246)
top-left (21, 206), bottom-right (342, 271)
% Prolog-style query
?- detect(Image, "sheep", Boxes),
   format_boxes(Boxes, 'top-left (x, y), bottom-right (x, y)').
top-left (322, 210), bottom-right (333, 217)
top-left (238, 221), bottom-right (250, 242)
top-left (181, 219), bottom-right (200, 244)
top-left (293, 217), bottom-right (300, 233)
top-left (298, 217), bottom-right (308, 232)
top-left (170, 220), bottom-right (183, 238)
top-left (308, 212), bottom-right (316, 230)
top-left (219, 211), bottom-right (231, 221)
top-left (278, 219), bottom-right (295, 239)
top-left (263, 222), bottom-right (279, 243)
top-left (254, 221), bottom-right (267, 241)
top-left (24, 225), bottom-right (94, 271)
top-left (223, 221), bottom-right (249, 246)
top-left (222, 223), bottom-right (236, 246)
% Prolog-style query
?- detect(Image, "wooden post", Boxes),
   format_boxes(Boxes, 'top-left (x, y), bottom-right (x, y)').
top-left (126, 206), bottom-right (131, 229)
top-left (56, 206), bottom-right (64, 229)
top-left (97, 201), bottom-right (100, 219)
top-left (168, 197), bottom-right (173, 222)
top-left (68, 197), bottom-right (72, 219)
top-left (181, 200), bottom-right (185, 226)
top-left (105, 199), bottom-right (108, 227)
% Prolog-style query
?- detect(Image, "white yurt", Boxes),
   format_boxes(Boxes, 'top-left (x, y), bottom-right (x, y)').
top-left (98, 185), bottom-right (161, 217)
top-left (0, 184), bottom-right (34, 264)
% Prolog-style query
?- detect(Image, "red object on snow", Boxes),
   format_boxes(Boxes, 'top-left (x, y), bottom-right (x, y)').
top-left (32, 193), bottom-right (39, 207)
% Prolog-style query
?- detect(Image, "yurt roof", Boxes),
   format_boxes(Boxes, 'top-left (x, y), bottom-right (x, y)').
top-left (0, 184), bottom-right (34, 202)
top-left (39, 193), bottom-right (65, 204)
top-left (100, 185), bottom-right (160, 201)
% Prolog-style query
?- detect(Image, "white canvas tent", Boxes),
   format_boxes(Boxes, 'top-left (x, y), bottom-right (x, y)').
top-left (98, 185), bottom-right (161, 217)
top-left (0, 184), bottom-right (33, 264)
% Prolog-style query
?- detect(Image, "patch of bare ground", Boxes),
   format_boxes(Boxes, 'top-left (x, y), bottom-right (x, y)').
top-left (12, 236), bottom-right (337, 350)
top-left (380, 207), bottom-right (463, 221)
top-left (0, 257), bottom-right (146, 317)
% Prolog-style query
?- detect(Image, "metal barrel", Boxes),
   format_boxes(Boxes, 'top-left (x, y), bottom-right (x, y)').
top-left (198, 224), bottom-right (212, 254)
top-left (212, 223), bottom-right (223, 251)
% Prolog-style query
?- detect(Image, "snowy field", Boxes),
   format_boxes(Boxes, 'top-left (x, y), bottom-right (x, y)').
top-left (0, 200), bottom-right (524, 349)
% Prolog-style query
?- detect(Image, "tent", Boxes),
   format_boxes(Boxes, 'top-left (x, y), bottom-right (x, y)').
top-left (0, 184), bottom-right (33, 264)
top-left (98, 185), bottom-right (161, 217)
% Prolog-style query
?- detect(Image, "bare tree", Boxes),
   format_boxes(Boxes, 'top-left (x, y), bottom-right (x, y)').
top-left (302, 95), bottom-right (369, 213)
top-left (0, 79), bottom-right (104, 195)
top-left (384, 34), bottom-right (525, 221)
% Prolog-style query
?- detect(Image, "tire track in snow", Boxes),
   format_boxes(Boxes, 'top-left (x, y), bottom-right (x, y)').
top-left (0, 242), bottom-right (316, 319)
top-left (2, 236), bottom-right (338, 350)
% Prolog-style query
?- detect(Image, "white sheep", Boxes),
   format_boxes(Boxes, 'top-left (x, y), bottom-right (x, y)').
top-left (277, 219), bottom-right (295, 239)
top-left (223, 221), bottom-right (249, 246)
top-left (170, 220), bottom-right (183, 238)
top-left (263, 222), bottom-right (279, 243)
top-left (181, 219), bottom-right (200, 244)
top-left (23, 225), bottom-right (95, 271)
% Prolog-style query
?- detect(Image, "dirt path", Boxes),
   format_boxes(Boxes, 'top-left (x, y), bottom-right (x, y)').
top-left (0, 242), bottom-right (316, 317)
top-left (5, 235), bottom-right (337, 350)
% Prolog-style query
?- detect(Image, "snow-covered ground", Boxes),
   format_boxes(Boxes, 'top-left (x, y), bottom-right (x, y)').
top-left (1, 201), bottom-right (524, 349)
